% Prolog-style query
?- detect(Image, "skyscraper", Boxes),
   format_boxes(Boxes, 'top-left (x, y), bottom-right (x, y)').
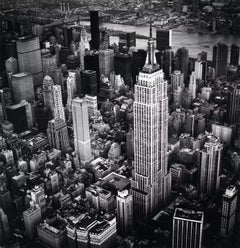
top-left (99, 49), bottom-right (114, 77)
top-left (53, 85), bottom-right (65, 122)
top-left (230, 44), bottom-right (239, 66)
top-left (228, 83), bottom-right (240, 125)
top-left (116, 190), bottom-right (133, 236)
top-left (171, 70), bottom-right (184, 90)
top-left (82, 70), bottom-right (97, 95)
top-left (114, 53), bottom-right (132, 86)
top-left (16, 36), bottom-right (43, 87)
top-left (0, 208), bottom-right (10, 245)
top-left (175, 47), bottom-right (189, 83)
top-left (162, 48), bottom-right (174, 80)
top-left (43, 76), bottom-right (65, 121)
top-left (220, 185), bottom-right (238, 237)
top-left (199, 135), bottom-right (223, 196)
top-left (131, 24), bottom-right (171, 220)
top-left (90, 11), bottom-right (100, 50)
top-left (11, 72), bottom-right (35, 104)
top-left (23, 203), bottom-right (42, 239)
top-left (47, 118), bottom-right (70, 152)
top-left (213, 42), bottom-right (228, 77)
top-left (156, 29), bottom-right (172, 51)
top-left (189, 71), bottom-right (197, 99)
top-left (42, 75), bottom-right (54, 117)
top-left (172, 208), bottom-right (204, 248)
top-left (66, 72), bottom-right (77, 114)
top-left (72, 97), bottom-right (92, 164)
top-left (119, 32), bottom-right (136, 51)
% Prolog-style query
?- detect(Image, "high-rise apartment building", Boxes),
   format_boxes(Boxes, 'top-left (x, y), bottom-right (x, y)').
top-left (116, 190), bottom-right (133, 236)
top-left (43, 75), bottom-right (54, 117)
top-left (213, 42), bottom-right (228, 77)
top-left (131, 26), bottom-right (171, 220)
top-left (156, 29), bottom-right (172, 51)
top-left (72, 97), bottom-right (92, 164)
top-left (47, 118), bottom-right (70, 152)
top-left (199, 135), bottom-right (223, 196)
top-left (189, 71), bottom-right (197, 99)
top-left (172, 208), bottom-right (204, 248)
top-left (11, 72), bottom-right (35, 104)
top-left (220, 185), bottom-right (238, 237)
top-left (16, 36), bottom-right (43, 87)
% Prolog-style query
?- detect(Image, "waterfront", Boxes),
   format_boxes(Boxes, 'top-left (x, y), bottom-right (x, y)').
top-left (83, 21), bottom-right (240, 61)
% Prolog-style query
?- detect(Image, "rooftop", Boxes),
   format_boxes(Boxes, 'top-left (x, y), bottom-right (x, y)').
top-left (174, 208), bottom-right (204, 222)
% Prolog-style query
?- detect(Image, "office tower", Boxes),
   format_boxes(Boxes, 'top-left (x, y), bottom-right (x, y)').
top-left (16, 36), bottom-right (43, 87)
top-left (0, 88), bottom-right (12, 120)
top-left (156, 29), bottom-right (172, 51)
top-left (175, 47), bottom-right (189, 82)
top-left (100, 30), bottom-right (110, 50)
top-left (195, 59), bottom-right (203, 80)
top-left (37, 221), bottom-right (67, 248)
top-left (53, 85), bottom-right (65, 122)
top-left (213, 42), bottom-right (228, 77)
top-left (72, 97), bottom-right (92, 164)
top-left (119, 32), bottom-right (136, 51)
top-left (85, 94), bottom-right (98, 117)
top-left (230, 44), bottom-right (239, 66)
top-left (171, 70), bottom-right (184, 90)
top-left (162, 48), bottom-right (174, 79)
top-left (30, 186), bottom-right (46, 214)
top-left (199, 135), bottom-right (223, 196)
top-left (221, 185), bottom-right (238, 237)
top-left (6, 102), bottom-right (28, 133)
top-left (89, 216), bottom-right (117, 248)
top-left (114, 53), bottom-right (132, 86)
top-left (64, 26), bottom-right (73, 48)
top-left (11, 72), bottom-right (35, 103)
top-left (82, 70), bottom-right (97, 95)
top-left (172, 208), bottom-right (204, 248)
top-left (0, 30), bottom-right (5, 77)
top-left (0, 188), bottom-right (12, 215)
top-left (23, 203), bottom-right (42, 239)
top-left (131, 25), bottom-right (171, 220)
top-left (228, 83), bottom-right (240, 125)
top-left (99, 49), bottom-right (114, 77)
top-left (5, 57), bottom-right (18, 74)
top-left (0, 208), bottom-right (10, 245)
top-left (42, 55), bottom-right (57, 78)
top-left (66, 55), bottom-right (79, 70)
top-left (36, 102), bottom-right (51, 132)
top-left (59, 47), bottom-right (70, 65)
top-left (43, 75), bottom-right (54, 117)
top-left (47, 118), bottom-right (70, 152)
top-left (116, 190), bottom-right (133, 236)
top-left (5, 41), bottom-right (17, 59)
top-left (66, 72), bottom-right (77, 114)
top-left (84, 53), bottom-right (100, 92)
top-left (90, 11), bottom-right (100, 50)
top-left (189, 71), bottom-right (197, 99)
top-left (50, 172), bottom-right (59, 193)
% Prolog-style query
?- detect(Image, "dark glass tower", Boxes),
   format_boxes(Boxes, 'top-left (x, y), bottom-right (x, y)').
top-left (175, 47), bottom-right (189, 83)
top-left (230, 44), bottom-right (239, 66)
top-left (213, 42), bottom-right (228, 77)
top-left (156, 29), bottom-right (172, 51)
top-left (90, 11), bottom-right (100, 50)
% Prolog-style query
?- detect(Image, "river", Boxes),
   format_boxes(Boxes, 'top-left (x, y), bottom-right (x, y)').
top-left (82, 21), bottom-right (240, 61)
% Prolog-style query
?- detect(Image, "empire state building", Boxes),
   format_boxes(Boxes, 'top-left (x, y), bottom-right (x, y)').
top-left (131, 24), bottom-right (171, 220)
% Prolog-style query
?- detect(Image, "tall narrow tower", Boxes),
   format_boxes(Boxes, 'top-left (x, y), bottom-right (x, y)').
top-left (131, 20), bottom-right (171, 220)
top-left (72, 97), bottom-right (92, 164)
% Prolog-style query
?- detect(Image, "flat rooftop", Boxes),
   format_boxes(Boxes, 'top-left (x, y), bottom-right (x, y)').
top-left (174, 208), bottom-right (204, 222)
